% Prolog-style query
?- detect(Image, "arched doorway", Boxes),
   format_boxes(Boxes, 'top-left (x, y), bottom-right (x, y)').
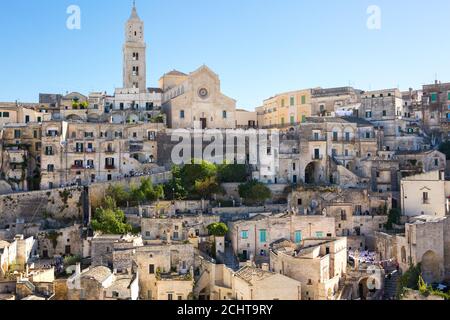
top-left (358, 277), bottom-right (376, 300)
top-left (305, 162), bottom-right (317, 184)
top-left (401, 247), bottom-right (407, 264)
top-left (421, 250), bottom-right (440, 283)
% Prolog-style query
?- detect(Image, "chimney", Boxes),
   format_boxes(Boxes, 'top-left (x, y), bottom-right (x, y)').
top-left (75, 263), bottom-right (81, 276)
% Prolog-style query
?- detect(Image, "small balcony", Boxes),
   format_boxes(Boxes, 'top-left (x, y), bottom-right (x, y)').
top-left (105, 148), bottom-right (115, 154)
top-left (71, 164), bottom-right (84, 170)
top-left (312, 155), bottom-right (323, 161)
top-left (105, 165), bottom-right (116, 170)
top-left (309, 136), bottom-right (327, 142)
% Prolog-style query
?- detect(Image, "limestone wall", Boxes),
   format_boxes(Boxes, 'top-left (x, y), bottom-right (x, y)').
top-left (0, 187), bottom-right (84, 226)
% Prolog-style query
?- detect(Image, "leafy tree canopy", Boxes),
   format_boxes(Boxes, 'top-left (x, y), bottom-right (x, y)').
top-left (91, 197), bottom-right (132, 235)
top-left (238, 180), bottom-right (272, 206)
top-left (207, 222), bottom-right (229, 237)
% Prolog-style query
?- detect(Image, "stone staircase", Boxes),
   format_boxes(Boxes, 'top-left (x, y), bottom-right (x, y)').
top-left (383, 269), bottom-right (401, 300)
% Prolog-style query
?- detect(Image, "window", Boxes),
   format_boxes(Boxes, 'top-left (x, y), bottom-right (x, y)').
top-left (223, 110), bottom-right (227, 119)
top-left (315, 231), bottom-right (324, 238)
top-left (345, 132), bottom-right (350, 141)
top-left (132, 52), bottom-right (139, 60)
top-left (47, 164), bottom-right (54, 172)
top-left (365, 111), bottom-right (372, 118)
top-left (290, 97), bottom-right (295, 106)
top-left (2, 112), bottom-right (10, 118)
top-left (241, 230), bottom-right (248, 239)
top-left (301, 95), bottom-right (306, 104)
top-left (290, 116), bottom-right (295, 125)
top-left (168, 294), bottom-right (173, 301)
top-left (435, 159), bottom-right (439, 166)
top-left (333, 132), bottom-right (338, 141)
top-left (149, 264), bottom-right (155, 274)
top-left (25, 115), bottom-right (30, 123)
top-left (259, 229), bottom-right (267, 243)
top-left (45, 146), bottom-right (53, 156)
top-left (382, 110), bottom-right (387, 117)
top-left (132, 66), bottom-right (139, 76)
top-left (423, 192), bottom-right (429, 204)
top-left (281, 99), bottom-right (285, 108)
top-left (180, 110), bottom-right (185, 119)
top-left (14, 130), bottom-right (21, 139)
top-left (431, 93), bottom-right (438, 102)
top-left (178, 296), bottom-right (183, 300)
top-left (112, 291), bottom-right (119, 298)
top-left (294, 231), bottom-right (302, 243)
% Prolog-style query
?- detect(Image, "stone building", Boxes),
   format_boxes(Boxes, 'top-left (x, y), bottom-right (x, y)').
top-left (90, 234), bottom-right (143, 272)
top-left (235, 109), bottom-right (257, 129)
top-left (134, 242), bottom-right (194, 300)
top-left (36, 224), bottom-right (84, 259)
top-left (375, 215), bottom-right (450, 283)
top-left (66, 264), bottom-right (139, 300)
top-left (360, 88), bottom-right (414, 152)
top-left (1, 122), bottom-right (43, 191)
top-left (400, 171), bottom-right (448, 217)
top-left (421, 81), bottom-right (450, 142)
top-left (141, 214), bottom-right (220, 242)
top-left (310, 87), bottom-right (362, 117)
top-left (194, 255), bottom-right (302, 300)
top-left (270, 238), bottom-right (347, 300)
top-left (288, 186), bottom-right (390, 241)
top-left (257, 89), bottom-right (312, 129)
top-left (39, 121), bottom-right (163, 189)
top-left (0, 103), bottom-right (50, 129)
top-left (233, 264), bottom-right (302, 300)
top-left (396, 149), bottom-right (446, 178)
top-left (122, 4), bottom-right (146, 93)
top-left (161, 65), bottom-right (237, 129)
top-left (229, 213), bottom-right (336, 264)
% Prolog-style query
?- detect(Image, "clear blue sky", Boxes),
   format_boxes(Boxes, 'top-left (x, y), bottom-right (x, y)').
top-left (1, 0), bottom-right (450, 109)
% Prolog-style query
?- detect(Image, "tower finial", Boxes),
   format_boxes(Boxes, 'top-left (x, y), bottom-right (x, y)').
top-left (133, 0), bottom-right (136, 8)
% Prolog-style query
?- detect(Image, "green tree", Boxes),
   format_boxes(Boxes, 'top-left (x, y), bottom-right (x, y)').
top-left (217, 163), bottom-right (248, 183)
top-left (129, 178), bottom-right (165, 204)
top-left (207, 222), bottom-right (229, 237)
top-left (106, 184), bottom-right (130, 207)
top-left (164, 170), bottom-right (188, 200)
top-left (179, 160), bottom-right (217, 191)
top-left (238, 180), bottom-right (272, 206)
top-left (386, 208), bottom-right (401, 230)
top-left (438, 141), bottom-right (450, 160)
top-left (194, 176), bottom-right (224, 199)
top-left (398, 263), bottom-right (422, 297)
top-left (91, 197), bottom-right (132, 235)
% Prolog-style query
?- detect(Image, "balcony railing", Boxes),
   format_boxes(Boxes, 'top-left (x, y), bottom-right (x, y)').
top-left (310, 136), bottom-right (327, 142)
top-left (105, 165), bottom-right (116, 170)
top-left (312, 155), bottom-right (323, 161)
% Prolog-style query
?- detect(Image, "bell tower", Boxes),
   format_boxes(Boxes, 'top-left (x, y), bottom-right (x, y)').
top-left (123, 1), bottom-right (147, 92)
